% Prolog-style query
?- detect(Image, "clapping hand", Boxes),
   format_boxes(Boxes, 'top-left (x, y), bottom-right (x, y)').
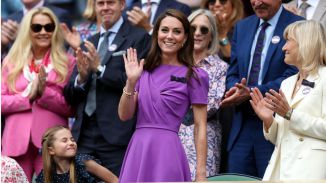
top-left (123, 48), bottom-right (144, 86)
top-left (249, 87), bottom-right (274, 125)
top-left (61, 23), bottom-right (81, 50)
top-left (264, 89), bottom-right (291, 118)
top-left (37, 66), bottom-right (47, 96)
top-left (220, 78), bottom-right (251, 107)
top-left (126, 7), bottom-right (152, 32)
top-left (76, 47), bottom-right (90, 84)
top-left (83, 40), bottom-right (101, 72)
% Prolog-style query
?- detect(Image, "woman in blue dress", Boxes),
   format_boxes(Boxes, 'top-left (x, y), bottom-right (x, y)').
top-left (118, 9), bottom-right (209, 182)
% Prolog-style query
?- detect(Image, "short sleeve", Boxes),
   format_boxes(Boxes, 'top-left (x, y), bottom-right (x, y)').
top-left (75, 154), bottom-right (99, 183)
top-left (188, 67), bottom-right (209, 104)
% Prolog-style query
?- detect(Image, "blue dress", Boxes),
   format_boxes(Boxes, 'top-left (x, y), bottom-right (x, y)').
top-left (36, 154), bottom-right (99, 183)
top-left (119, 65), bottom-right (209, 182)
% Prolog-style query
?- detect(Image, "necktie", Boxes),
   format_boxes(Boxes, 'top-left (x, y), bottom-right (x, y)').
top-left (248, 22), bottom-right (270, 86)
top-left (299, 0), bottom-right (310, 19)
top-left (146, 0), bottom-right (152, 23)
top-left (84, 31), bottom-right (110, 116)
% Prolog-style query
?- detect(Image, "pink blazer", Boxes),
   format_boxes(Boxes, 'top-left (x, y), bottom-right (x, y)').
top-left (1, 55), bottom-right (76, 156)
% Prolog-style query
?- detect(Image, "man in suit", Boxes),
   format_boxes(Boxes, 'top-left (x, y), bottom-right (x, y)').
top-left (64, 0), bottom-right (151, 177)
top-left (1, 0), bottom-right (71, 60)
top-left (124, 0), bottom-right (191, 32)
top-left (220, 0), bottom-right (302, 177)
top-left (284, 0), bottom-right (326, 28)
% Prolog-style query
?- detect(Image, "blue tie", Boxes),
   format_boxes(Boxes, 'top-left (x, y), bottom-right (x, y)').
top-left (248, 22), bottom-right (270, 86)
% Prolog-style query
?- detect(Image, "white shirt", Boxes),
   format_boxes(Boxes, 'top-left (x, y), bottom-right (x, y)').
top-left (141, 0), bottom-right (161, 24)
top-left (297, 0), bottom-right (320, 20)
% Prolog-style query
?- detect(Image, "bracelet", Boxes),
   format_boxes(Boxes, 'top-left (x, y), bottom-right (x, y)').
top-left (123, 87), bottom-right (136, 97)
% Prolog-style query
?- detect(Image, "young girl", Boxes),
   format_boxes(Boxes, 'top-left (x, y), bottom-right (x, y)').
top-left (36, 126), bottom-right (118, 183)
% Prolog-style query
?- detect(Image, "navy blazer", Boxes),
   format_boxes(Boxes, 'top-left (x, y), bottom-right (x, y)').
top-left (64, 21), bottom-right (151, 145)
top-left (226, 8), bottom-right (303, 151)
top-left (124, 0), bottom-right (191, 24)
top-left (5, 2), bottom-right (72, 28)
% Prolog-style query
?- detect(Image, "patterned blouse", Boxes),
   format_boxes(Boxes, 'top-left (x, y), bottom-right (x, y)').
top-left (1, 156), bottom-right (29, 183)
top-left (182, 54), bottom-right (229, 125)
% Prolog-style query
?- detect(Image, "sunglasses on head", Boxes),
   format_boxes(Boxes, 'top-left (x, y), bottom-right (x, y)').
top-left (31, 23), bottom-right (55, 33)
top-left (208, 0), bottom-right (227, 5)
top-left (191, 25), bottom-right (209, 35)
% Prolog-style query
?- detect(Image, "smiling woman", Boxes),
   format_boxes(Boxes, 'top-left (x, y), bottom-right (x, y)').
top-left (118, 9), bottom-right (209, 182)
top-left (1, 7), bottom-right (76, 182)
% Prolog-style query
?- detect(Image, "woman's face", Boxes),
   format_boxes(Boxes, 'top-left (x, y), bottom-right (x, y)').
top-left (209, 0), bottom-right (233, 18)
top-left (191, 14), bottom-right (212, 54)
top-left (48, 129), bottom-right (77, 159)
top-left (282, 37), bottom-right (299, 67)
top-left (157, 16), bottom-right (187, 57)
top-left (30, 13), bottom-right (54, 52)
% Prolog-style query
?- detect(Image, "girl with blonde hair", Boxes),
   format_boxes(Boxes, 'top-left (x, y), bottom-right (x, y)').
top-left (36, 126), bottom-right (118, 183)
top-left (1, 7), bottom-right (75, 181)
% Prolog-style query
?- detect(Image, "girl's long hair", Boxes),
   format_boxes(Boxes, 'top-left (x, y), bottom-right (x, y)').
top-left (41, 126), bottom-right (76, 183)
top-left (3, 7), bottom-right (69, 93)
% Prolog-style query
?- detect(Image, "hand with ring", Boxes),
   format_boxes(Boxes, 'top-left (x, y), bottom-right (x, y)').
top-left (264, 89), bottom-right (291, 117)
top-left (37, 66), bottom-right (47, 96)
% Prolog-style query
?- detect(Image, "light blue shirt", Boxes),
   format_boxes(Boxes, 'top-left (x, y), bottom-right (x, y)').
top-left (247, 6), bottom-right (283, 85)
top-left (75, 17), bottom-right (124, 88)
top-left (98, 16), bottom-right (124, 49)
top-left (141, 0), bottom-right (161, 24)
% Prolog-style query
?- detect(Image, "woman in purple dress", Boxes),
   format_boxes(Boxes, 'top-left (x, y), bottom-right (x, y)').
top-left (118, 9), bottom-right (209, 182)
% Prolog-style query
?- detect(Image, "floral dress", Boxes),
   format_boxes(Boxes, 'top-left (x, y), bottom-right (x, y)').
top-left (179, 54), bottom-right (228, 180)
top-left (1, 156), bottom-right (29, 183)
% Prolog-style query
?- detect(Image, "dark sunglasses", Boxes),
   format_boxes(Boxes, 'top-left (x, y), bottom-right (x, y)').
top-left (208, 0), bottom-right (227, 5)
top-left (31, 23), bottom-right (55, 33)
top-left (191, 25), bottom-right (209, 35)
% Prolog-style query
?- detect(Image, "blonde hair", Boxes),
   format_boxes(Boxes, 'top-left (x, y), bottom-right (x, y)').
top-left (188, 9), bottom-right (219, 55)
top-left (41, 126), bottom-right (76, 183)
top-left (284, 20), bottom-right (326, 74)
top-left (4, 7), bottom-right (69, 93)
top-left (83, 0), bottom-right (97, 21)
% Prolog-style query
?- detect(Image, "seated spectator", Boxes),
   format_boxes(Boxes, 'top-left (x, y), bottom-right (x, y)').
top-left (36, 126), bottom-right (118, 183)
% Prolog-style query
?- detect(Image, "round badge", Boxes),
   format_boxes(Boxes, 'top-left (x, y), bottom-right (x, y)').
top-left (108, 44), bottom-right (117, 51)
top-left (302, 87), bottom-right (311, 95)
top-left (271, 36), bottom-right (280, 44)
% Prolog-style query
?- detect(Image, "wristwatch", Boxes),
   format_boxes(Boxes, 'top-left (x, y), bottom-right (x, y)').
top-left (219, 37), bottom-right (229, 46)
top-left (284, 108), bottom-right (293, 120)
top-left (96, 65), bottom-right (105, 76)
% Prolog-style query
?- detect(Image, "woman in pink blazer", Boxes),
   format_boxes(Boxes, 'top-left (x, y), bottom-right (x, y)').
top-left (1, 7), bottom-right (75, 182)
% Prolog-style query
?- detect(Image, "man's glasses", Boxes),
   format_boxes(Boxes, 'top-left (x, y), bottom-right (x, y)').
top-left (191, 25), bottom-right (209, 35)
top-left (208, 0), bottom-right (227, 5)
top-left (31, 23), bottom-right (55, 33)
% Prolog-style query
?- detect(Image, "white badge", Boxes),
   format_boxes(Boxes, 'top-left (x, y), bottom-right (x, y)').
top-left (108, 44), bottom-right (117, 52)
top-left (271, 36), bottom-right (280, 44)
top-left (302, 87), bottom-right (311, 95)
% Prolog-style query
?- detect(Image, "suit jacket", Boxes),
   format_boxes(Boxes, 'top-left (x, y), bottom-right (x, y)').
top-left (5, 2), bottom-right (72, 28)
top-left (124, 0), bottom-right (191, 24)
top-left (64, 20), bottom-right (151, 146)
top-left (226, 8), bottom-right (302, 151)
top-left (1, 55), bottom-right (75, 156)
top-left (286, 0), bottom-right (326, 28)
top-left (263, 67), bottom-right (326, 180)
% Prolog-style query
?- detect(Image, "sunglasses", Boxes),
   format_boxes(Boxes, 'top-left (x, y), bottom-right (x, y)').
top-left (208, 0), bottom-right (227, 5)
top-left (31, 23), bottom-right (55, 33)
top-left (191, 25), bottom-right (209, 35)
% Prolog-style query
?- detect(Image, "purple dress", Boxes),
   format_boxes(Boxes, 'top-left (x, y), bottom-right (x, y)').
top-left (119, 65), bottom-right (209, 182)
